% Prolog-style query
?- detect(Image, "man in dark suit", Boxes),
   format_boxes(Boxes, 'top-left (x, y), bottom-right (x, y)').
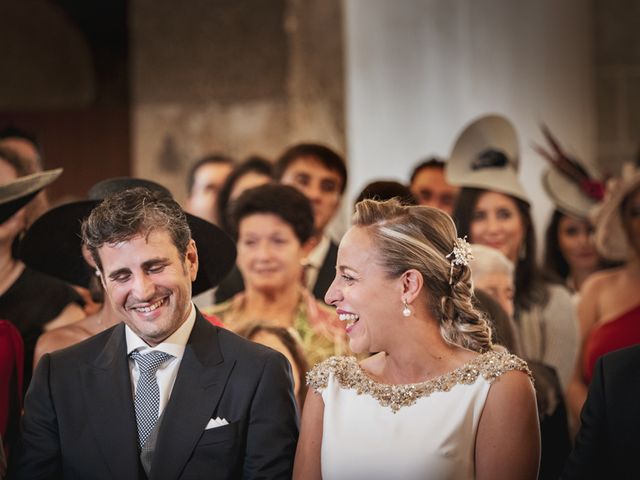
top-left (10, 187), bottom-right (298, 479)
top-left (561, 344), bottom-right (640, 479)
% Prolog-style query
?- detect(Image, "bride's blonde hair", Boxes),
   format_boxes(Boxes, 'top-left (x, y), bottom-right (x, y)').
top-left (353, 199), bottom-right (493, 353)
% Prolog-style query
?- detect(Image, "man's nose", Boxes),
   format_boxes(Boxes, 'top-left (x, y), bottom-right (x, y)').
top-left (132, 274), bottom-right (155, 300)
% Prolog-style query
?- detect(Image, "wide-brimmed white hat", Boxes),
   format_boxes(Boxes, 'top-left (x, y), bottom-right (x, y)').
top-left (446, 114), bottom-right (529, 204)
top-left (594, 164), bottom-right (640, 261)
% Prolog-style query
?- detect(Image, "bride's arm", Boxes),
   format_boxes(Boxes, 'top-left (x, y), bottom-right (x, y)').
top-left (475, 370), bottom-right (540, 480)
top-left (293, 391), bottom-right (324, 480)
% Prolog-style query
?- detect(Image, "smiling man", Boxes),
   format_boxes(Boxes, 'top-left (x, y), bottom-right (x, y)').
top-left (11, 187), bottom-right (298, 479)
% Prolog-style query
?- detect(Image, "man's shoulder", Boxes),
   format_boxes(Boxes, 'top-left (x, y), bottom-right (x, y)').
top-left (601, 344), bottom-right (640, 374)
top-left (216, 325), bottom-right (286, 364)
top-left (46, 324), bottom-right (119, 364)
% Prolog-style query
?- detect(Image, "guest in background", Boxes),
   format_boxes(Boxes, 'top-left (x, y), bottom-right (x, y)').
top-left (0, 173), bottom-right (55, 465)
top-left (449, 114), bottom-right (578, 393)
top-left (470, 243), bottom-right (571, 479)
top-left (238, 323), bottom-right (309, 411)
top-left (213, 156), bottom-right (273, 303)
top-left (205, 184), bottom-right (347, 367)
top-left (274, 143), bottom-right (347, 302)
top-left (185, 153), bottom-right (234, 226)
top-left (409, 156), bottom-right (459, 215)
top-left (0, 152), bottom-right (84, 389)
top-left (0, 126), bottom-right (48, 225)
top-left (566, 165), bottom-right (640, 426)
top-left (534, 125), bottom-right (610, 293)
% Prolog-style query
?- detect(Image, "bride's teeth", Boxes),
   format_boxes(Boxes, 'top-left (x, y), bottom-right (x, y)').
top-left (338, 313), bottom-right (359, 322)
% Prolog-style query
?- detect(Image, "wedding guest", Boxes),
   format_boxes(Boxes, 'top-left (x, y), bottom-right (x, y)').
top-left (0, 151), bottom-right (84, 389)
top-left (449, 114), bottom-right (578, 392)
top-left (534, 125), bottom-right (610, 293)
top-left (205, 184), bottom-right (347, 367)
top-left (409, 157), bottom-right (459, 215)
top-left (294, 199), bottom-right (539, 480)
top-left (275, 143), bottom-right (347, 301)
top-left (185, 153), bottom-right (234, 226)
top-left (566, 165), bottom-right (640, 425)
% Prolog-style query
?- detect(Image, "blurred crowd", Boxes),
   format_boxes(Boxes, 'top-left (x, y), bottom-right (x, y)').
top-left (1, 113), bottom-right (639, 479)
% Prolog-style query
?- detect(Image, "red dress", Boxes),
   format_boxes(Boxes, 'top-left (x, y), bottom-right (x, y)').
top-left (0, 320), bottom-right (24, 460)
top-left (582, 304), bottom-right (640, 384)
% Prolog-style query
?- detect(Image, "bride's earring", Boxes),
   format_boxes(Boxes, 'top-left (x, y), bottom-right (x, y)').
top-left (402, 299), bottom-right (411, 317)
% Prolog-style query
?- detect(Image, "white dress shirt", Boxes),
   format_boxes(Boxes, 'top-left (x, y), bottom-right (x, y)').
top-left (125, 303), bottom-right (197, 416)
top-left (303, 235), bottom-right (331, 291)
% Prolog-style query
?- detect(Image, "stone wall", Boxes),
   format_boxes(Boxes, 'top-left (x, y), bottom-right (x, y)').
top-left (130, 0), bottom-right (346, 204)
top-left (595, 0), bottom-right (640, 173)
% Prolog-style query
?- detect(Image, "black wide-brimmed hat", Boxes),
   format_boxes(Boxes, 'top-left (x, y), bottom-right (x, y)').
top-left (19, 177), bottom-right (236, 295)
top-left (0, 169), bottom-right (62, 223)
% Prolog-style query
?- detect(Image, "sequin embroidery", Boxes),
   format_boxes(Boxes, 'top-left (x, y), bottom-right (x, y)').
top-left (306, 351), bottom-right (532, 413)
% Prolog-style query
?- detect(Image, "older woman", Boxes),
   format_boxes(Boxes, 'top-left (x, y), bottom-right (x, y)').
top-left (294, 199), bottom-right (539, 480)
top-left (449, 114), bottom-right (578, 393)
top-left (205, 183), bottom-right (347, 368)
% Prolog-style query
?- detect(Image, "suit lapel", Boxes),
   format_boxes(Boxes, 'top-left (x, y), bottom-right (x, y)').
top-left (82, 324), bottom-right (140, 479)
top-left (150, 313), bottom-right (235, 479)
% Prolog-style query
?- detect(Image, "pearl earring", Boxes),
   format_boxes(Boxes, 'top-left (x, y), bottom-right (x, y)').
top-left (402, 299), bottom-right (411, 317)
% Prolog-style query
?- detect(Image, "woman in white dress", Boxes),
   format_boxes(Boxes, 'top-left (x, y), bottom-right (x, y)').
top-left (293, 199), bottom-right (540, 480)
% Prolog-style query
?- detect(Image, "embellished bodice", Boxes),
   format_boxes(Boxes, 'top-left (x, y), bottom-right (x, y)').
top-left (308, 350), bottom-right (531, 413)
top-left (309, 351), bottom-right (532, 480)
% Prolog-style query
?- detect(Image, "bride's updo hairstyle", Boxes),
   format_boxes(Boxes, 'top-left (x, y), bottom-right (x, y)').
top-left (353, 198), bottom-right (493, 353)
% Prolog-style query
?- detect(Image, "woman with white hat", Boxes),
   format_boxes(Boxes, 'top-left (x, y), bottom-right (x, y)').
top-left (448, 114), bottom-right (579, 394)
top-left (565, 164), bottom-right (640, 424)
top-left (534, 126), bottom-right (612, 293)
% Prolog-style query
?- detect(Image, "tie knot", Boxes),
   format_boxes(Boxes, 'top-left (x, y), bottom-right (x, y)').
top-left (130, 350), bottom-right (173, 374)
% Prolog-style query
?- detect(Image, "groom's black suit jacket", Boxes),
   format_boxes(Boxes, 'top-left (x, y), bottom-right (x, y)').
top-left (561, 344), bottom-right (640, 480)
top-left (10, 311), bottom-right (299, 479)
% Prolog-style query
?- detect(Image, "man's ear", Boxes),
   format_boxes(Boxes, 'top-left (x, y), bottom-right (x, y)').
top-left (186, 239), bottom-right (199, 281)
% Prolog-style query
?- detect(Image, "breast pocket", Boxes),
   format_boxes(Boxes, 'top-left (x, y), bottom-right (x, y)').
top-left (198, 420), bottom-right (240, 446)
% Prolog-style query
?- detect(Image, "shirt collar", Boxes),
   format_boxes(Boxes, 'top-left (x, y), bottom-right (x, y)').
top-left (126, 303), bottom-right (197, 360)
top-left (305, 235), bottom-right (331, 269)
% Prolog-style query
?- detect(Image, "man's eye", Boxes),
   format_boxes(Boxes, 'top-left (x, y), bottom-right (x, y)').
top-left (148, 265), bottom-right (165, 274)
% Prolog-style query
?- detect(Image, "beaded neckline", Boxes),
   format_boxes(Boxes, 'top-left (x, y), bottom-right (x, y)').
top-left (307, 351), bottom-right (531, 413)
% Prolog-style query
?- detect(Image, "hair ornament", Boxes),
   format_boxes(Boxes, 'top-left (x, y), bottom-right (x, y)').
top-left (446, 236), bottom-right (473, 284)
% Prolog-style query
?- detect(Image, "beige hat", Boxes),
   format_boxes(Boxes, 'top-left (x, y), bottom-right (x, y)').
top-left (446, 114), bottom-right (529, 203)
top-left (594, 164), bottom-right (640, 261)
top-left (0, 168), bottom-right (62, 223)
top-left (534, 124), bottom-right (605, 219)
top-left (542, 167), bottom-right (603, 219)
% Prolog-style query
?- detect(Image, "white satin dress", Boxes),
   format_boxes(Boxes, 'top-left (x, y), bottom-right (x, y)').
top-left (307, 351), bottom-right (530, 480)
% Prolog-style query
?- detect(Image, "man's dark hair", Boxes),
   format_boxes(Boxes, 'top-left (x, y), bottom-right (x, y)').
top-left (186, 153), bottom-right (234, 195)
top-left (82, 187), bottom-right (191, 271)
top-left (354, 180), bottom-right (417, 207)
top-left (273, 143), bottom-right (347, 194)
top-left (229, 183), bottom-right (314, 244)
top-left (409, 157), bottom-right (446, 184)
top-left (217, 156), bottom-right (273, 234)
top-left (0, 125), bottom-right (43, 169)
